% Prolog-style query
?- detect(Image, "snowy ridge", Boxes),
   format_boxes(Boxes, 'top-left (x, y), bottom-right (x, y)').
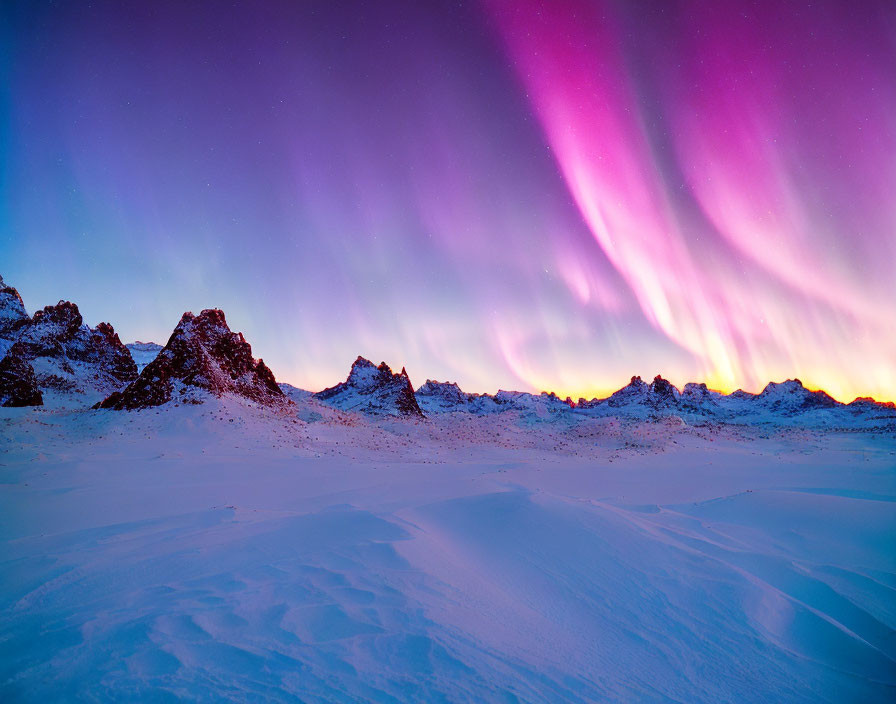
top-left (411, 375), bottom-right (895, 430)
top-left (315, 356), bottom-right (423, 417)
top-left (0, 274), bottom-right (892, 427)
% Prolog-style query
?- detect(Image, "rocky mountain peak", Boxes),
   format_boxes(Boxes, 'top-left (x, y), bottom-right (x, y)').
top-left (416, 380), bottom-right (470, 412)
top-left (18, 300), bottom-right (84, 355)
top-left (757, 378), bottom-right (838, 413)
top-left (316, 357), bottom-right (423, 417)
top-left (606, 375), bottom-right (649, 407)
top-left (70, 321), bottom-right (138, 385)
top-left (648, 375), bottom-right (680, 402)
top-left (98, 308), bottom-right (284, 410)
top-left (681, 382), bottom-right (716, 405)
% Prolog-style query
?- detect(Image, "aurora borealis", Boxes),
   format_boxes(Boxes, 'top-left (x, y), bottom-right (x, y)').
top-left (2, 0), bottom-right (894, 401)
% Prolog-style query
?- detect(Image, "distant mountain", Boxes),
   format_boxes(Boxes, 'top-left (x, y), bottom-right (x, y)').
top-left (415, 380), bottom-right (574, 418)
top-left (1, 273), bottom-right (892, 426)
top-left (578, 375), bottom-right (681, 413)
top-left (752, 379), bottom-right (838, 414)
top-left (0, 275), bottom-right (137, 407)
top-left (127, 341), bottom-right (164, 373)
top-left (416, 380), bottom-right (471, 412)
top-left (316, 357), bottom-right (423, 417)
top-left (847, 396), bottom-right (896, 412)
top-left (99, 309), bottom-right (285, 410)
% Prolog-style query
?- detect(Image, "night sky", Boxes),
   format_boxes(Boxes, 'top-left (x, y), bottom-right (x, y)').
top-left (2, 0), bottom-right (894, 401)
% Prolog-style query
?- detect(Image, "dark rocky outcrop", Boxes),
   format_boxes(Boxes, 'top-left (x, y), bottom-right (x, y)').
top-left (315, 356), bottom-right (423, 417)
top-left (99, 309), bottom-right (284, 410)
top-left (0, 342), bottom-right (43, 407)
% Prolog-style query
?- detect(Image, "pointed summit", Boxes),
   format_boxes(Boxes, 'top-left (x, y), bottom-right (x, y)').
top-left (98, 308), bottom-right (284, 409)
top-left (606, 376), bottom-right (649, 407)
top-left (316, 356), bottom-right (423, 417)
top-left (648, 375), bottom-right (680, 404)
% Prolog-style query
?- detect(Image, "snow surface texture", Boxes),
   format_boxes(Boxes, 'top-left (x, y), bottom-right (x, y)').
top-left (2, 398), bottom-right (894, 702)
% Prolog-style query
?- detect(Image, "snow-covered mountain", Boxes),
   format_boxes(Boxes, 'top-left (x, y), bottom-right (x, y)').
top-left (576, 375), bottom-right (682, 416)
top-left (753, 378), bottom-right (839, 413)
top-left (2, 274), bottom-right (893, 426)
top-left (100, 309), bottom-right (285, 410)
top-left (415, 380), bottom-right (574, 418)
top-left (571, 375), bottom-right (893, 428)
top-left (315, 356), bottom-right (423, 417)
top-left (0, 276), bottom-right (138, 407)
top-left (415, 380), bottom-right (472, 412)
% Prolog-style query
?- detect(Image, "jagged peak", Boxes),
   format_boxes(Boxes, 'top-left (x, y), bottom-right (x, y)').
top-left (649, 375), bottom-right (679, 396)
top-left (317, 355), bottom-right (423, 417)
top-left (31, 299), bottom-right (82, 325)
top-left (98, 307), bottom-right (283, 410)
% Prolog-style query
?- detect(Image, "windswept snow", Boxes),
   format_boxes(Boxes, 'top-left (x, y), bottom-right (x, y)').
top-left (1, 401), bottom-right (894, 702)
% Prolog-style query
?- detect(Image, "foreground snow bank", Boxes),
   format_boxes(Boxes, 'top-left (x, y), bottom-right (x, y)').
top-left (1, 402), bottom-right (894, 702)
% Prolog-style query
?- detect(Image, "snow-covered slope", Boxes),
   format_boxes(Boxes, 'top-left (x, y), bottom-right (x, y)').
top-left (315, 356), bottom-right (423, 417)
top-left (1, 401), bottom-right (893, 702)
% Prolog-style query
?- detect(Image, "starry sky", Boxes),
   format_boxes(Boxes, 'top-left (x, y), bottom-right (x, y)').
top-left (2, 0), bottom-right (894, 401)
